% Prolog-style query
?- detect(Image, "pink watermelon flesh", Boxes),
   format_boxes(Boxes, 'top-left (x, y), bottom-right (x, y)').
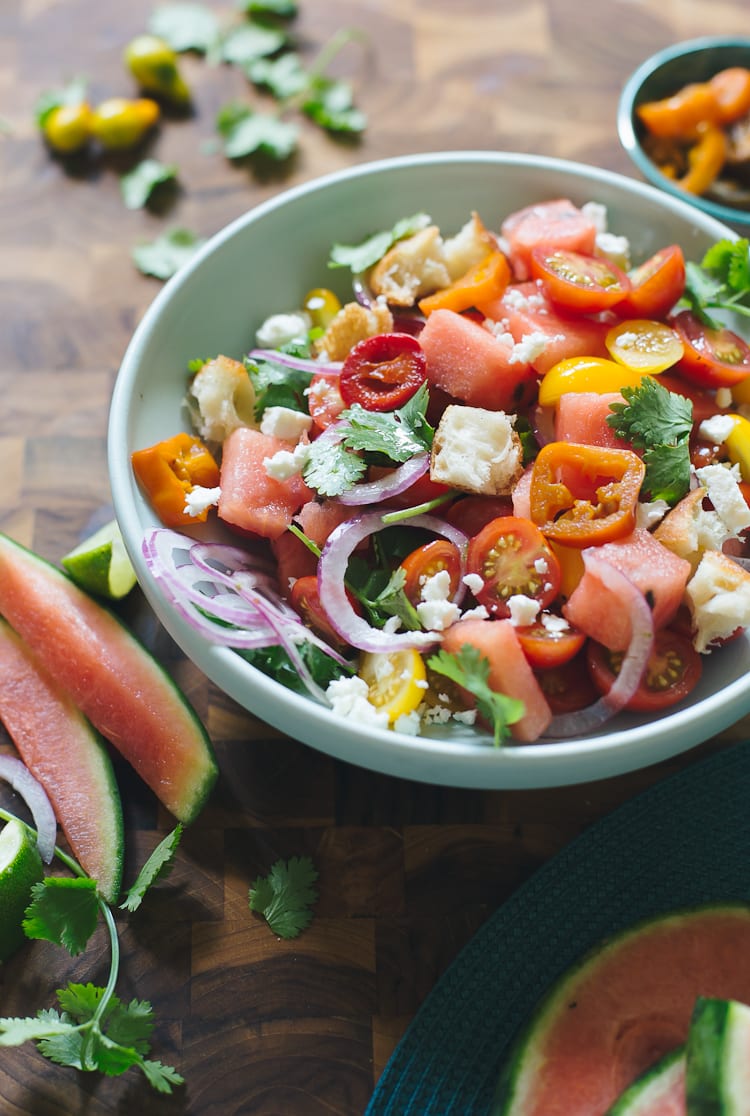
top-left (0, 617), bottom-right (123, 902)
top-left (493, 905), bottom-right (750, 1116)
top-left (555, 392), bottom-right (626, 449)
top-left (500, 199), bottom-right (599, 281)
top-left (219, 426), bottom-right (313, 540)
top-left (0, 533), bottom-right (217, 825)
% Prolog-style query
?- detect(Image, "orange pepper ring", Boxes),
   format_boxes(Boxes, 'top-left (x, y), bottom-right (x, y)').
top-left (131, 432), bottom-right (220, 527)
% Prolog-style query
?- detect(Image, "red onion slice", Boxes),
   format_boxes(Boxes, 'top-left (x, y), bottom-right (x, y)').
top-left (318, 512), bottom-right (468, 652)
top-left (337, 452), bottom-right (430, 506)
top-left (544, 556), bottom-right (655, 738)
top-left (0, 754), bottom-right (57, 864)
top-left (247, 348), bottom-right (342, 375)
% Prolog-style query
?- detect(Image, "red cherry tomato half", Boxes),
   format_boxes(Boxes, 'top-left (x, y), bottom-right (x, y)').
top-left (671, 309), bottom-right (750, 388)
top-left (515, 619), bottom-right (586, 670)
top-left (339, 332), bottom-right (427, 411)
top-left (466, 515), bottom-right (561, 619)
top-left (290, 574), bottom-right (355, 649)
top-left (586, 627), bottom-right (702, 712)
top-left (535, 651), bottom-right (599, 715)
top-left (307, 369), bottom-right (345, 431)
top-left (399, 539), bottom-right (463, 607)
top-left (529, 247), bottom-right (632, 313)
top-left (444, 495), bottom-right (515, 537)
top-left (617, 244), bottom-right (686, 319)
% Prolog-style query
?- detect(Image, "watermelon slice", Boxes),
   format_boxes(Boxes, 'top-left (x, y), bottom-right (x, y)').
top-left (0, 532), bottom-right (217, 826)
top-left (0, 617), bottom-right (123, 902)
top-left (605, 1047), bottom-right (686, 1115)
top-left (491, 905), bottom-right (750, 1116)
top-left (686, 998), bottom-right (750, 1114)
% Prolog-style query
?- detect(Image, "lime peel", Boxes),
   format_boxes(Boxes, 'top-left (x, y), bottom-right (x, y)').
top-left (61, 519), bottom-right (137, 600)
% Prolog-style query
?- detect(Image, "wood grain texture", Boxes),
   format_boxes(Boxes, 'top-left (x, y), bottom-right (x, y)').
top-left (2, 0), bottom-right (750, 1111)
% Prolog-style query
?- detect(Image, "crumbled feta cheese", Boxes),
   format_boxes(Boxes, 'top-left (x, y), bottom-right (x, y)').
top-left (581, 201), bottom-right (608, 234)
top-left (507, 594), bottom-right (541, 627)
top-left (595, 232), bottom-right (630, 270)
top-left (260, 406), bottom-right (313, 440)
top-left (540, 612), bottom-right (569, 634)
top-left (255, 311), bottom-right (310, 349)
top-left (183, 485), bottom-right (221, 517)
top-left (636, 498), bottom-right (670, 530)
top-left (452, 708), bottom-right (478, 726)
top-left (717, 387), bottom-right (733, 409)
top-left (416, 569), bottom-right (461, 631)
top-left (394, 710), bottom-right (421, 735)
top-left (509, 331), bottom-right (557, 365)
top-left (460, 604), bottom-right (490, 621)
top-left (695, 462), bottom-right (750, 537)
top-left (383, 615), bottom-right (403, 633)
top-left (462, 572), bottom-right (485, 596)
top-left (502, 285), bottom-right (545, 312)
top-left (698, 413), bottom-right (739, 445)
top-left (483, 320), bottom-right (516, 348)
top-left (325, 675), bottom-right (389, 727)
top-left (263, 441), bottom-right (311, 480)
top-left (421, 701), bottom-right (453, 725)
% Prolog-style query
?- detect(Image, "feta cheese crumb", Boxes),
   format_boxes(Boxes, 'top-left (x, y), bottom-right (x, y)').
top-left (695, 462), bottom-right (750, 537)
top-left (325, 675), bottom-right (389, 727)
top-left (581, 201), bottom-right (608, 234)
top-left (260, 406), bottom-right (313, 440)
top-left (460, 604), bottom-right (490, 621)
top-left (255, 311), bottom-right (310, 349)
top-left (263, 441), bottom-right (311, 480)
top-left (416, 569), bottom-right (461, 631)
top-left (507, 594), bottom-right (541, 626)
top-left (509, 331), bottom-right (555, 365)
top-left (463, 572), bottom-right (485, 595)
top-left (452, 708), bottom-right (478, 726)
top-left (595, 232), bottom-right (630, 270)
top-left (184, 485), bottom-right (221, 517)
top-left (394, 710), bottom-right (421, 735)
top-left (698, 413), bottom-right (739, 445)
top-left (717, 387), bottom-right (733, 409)
top-left (636, 498), bottom-right (670, 530)
top-left (540, 612), bottom-right (569, 634)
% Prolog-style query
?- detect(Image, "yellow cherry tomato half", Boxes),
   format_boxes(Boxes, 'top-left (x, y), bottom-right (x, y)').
top-left (723, 413), bottom-right (750, 482)
top-left (537, 356), bottom-right (652, 407)
top-left (42, 101), bottom-right (93, 153)
top-left (605, 319), bottom-right (684, 375)
top-left (90, 97), bottom-right (160, 150)
top-left (303, 287), bottom-right (342, 331)
top-left (124, 34), bottom-right (191, 105)
top-left (359, 649), bottom-right (427, 725)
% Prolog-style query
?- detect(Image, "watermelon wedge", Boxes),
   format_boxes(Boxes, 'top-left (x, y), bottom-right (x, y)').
top-left (0, 532), bottom-right (217, 826)
top-left (492, 904), bottom-right (750, 1116)
top-left (605, 1047), bottom-right (686, 1115)
top-left (686, 998), bottom-right (750, 1114)
top-left (0, 618), bottom-right (123, 902)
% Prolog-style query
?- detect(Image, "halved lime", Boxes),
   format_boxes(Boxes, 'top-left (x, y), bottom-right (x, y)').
top-left (0, 819), bottom-right (44, 962)
top-left (62, 519), bottom-right (137, 600)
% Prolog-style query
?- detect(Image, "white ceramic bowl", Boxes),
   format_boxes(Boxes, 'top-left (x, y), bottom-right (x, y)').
top-left (109, 151), bottom-right (750, 789)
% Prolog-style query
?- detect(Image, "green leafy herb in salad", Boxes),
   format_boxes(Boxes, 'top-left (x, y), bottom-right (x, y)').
top-left (328, 212), bottom-right (432, 273)
top-left (120, 159), bottom-right (179, 211)
top-left (249, 856), bottom-right (318, 939)
top-left (303, 383), bottom-right (434, 498)
top-left (427, 646), bottom-right (525, 746)
top-left (216, 101), bottom-right (299, 160)
top-left (120, 824), bottom-right (184, 913)
top-left (0, 812), bottom-right (184, 1093)
top-left (132, 227), bottom-right (206, 280)
top-left (245, 347), bottom-right (313, 417)
top-left (240, 640), bottom-right (350, 694)
top-left (148, 3), bottom-right (223, 56)
top-left (607, 377), bottom-right (693, 504)
top-left (221, 21), bottom-right (288, 67)
top-left (682, 238), bottom-right (750, 328)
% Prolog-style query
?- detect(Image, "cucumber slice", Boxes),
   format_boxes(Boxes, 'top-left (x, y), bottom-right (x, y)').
top-left (686, 997), bottom-right (750, 1115)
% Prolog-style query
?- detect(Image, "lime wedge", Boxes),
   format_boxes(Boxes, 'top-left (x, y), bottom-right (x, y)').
top-left (61, 519), bottom-right (137, 600)
top-left (0, 819), bottom-right (44, 962)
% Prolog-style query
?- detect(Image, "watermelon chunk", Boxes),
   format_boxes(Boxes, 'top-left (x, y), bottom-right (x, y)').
top-left (0, 532), bottom-right (217, 825)
top-left (0, 618), bottom-right (123, 902)
top-left (219, 426), bottom-right (313, 540)
top-left (419, 308), bottom-right (538, 411)
top-left (440, 617), bottom-right (552, 742)
top-left (563, 529), bottom-right (692, 651)
top-left (500, 199), bottom-right (599, 281)
top-left (685, 997), bottom-right (750, 1114)
top-left (604, 1048), bottom-right (685, 1115)
top-left (555, 392), bottom-right (626, 448)
top-left (492, 904), bottom-right (750, 1116)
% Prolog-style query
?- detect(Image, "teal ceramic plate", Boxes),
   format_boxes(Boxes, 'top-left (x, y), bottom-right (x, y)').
top-left (366, 740), bottom-right (750, 1114)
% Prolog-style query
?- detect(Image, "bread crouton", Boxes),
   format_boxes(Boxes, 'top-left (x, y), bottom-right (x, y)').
top-left (653, 487), bottom-right (723, 573)
top-left (369, 226), bottom-right (451, 306)
top-left (686, 549), bottom-right (750, 652)
top-left (313, 299), bottom-right (394, 362)
top-left (430, 404), bottom-right (523, 496)
top-left (187, 355), bottom-right (257, 444)
top-left (442, 212), bottom-right (495, 281)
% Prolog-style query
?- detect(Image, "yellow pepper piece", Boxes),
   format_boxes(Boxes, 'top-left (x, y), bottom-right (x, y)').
top-left (359, 649), bottom-right (426, 726)
top-left (724, 413), bottom-right (750, 482)
top-left (677, 125), bottom-right (727, 196)
top-left (538, 356), bottom-right (655, 408)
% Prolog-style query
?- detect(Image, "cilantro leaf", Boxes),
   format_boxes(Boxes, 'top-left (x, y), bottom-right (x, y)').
top-left (148, 3), bottom-right (222, 55)
top-left (23, 877), bottom-right (99, 955)
top-left (245, 352), bottom-right (312, 416)
top-left (216, 103), bottom-right (298, 160)
top-left (120, 825), bottom-right (183, 912)
top-left (427, 645), bottom-right (525, 746)
top-left (607, 378), bottom-right (693, 504)
top-left (682, 238), bottom-right (750, 326)
top-left (247, 52), bottom-right (309, 99)
top-left (366, 566), bottom-right (422, 631)
top-left (303, 77), bottom-right (366, 134)
top-left (132, 227), bottom-right (205, 280)
top-left (249, 855), bottom-right (318, 939)
top-left (0, 1012), bottom-right (75, 1047)
top-left (221, 22), bottom-right (287, 68)
top-left (302, 437), bottom-right (367, 497)
top-left (328, 212), bottom-right (432, 272)
top-left (241, 0), bottom-right (298, 16)
top-left (642, 442), bottom-right (693, 504)
top-left (120, 159), bottom-right (179, 211)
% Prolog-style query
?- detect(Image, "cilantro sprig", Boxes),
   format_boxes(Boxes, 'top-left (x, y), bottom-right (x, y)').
top-left (249, 856), bottom-right (318, 938)
top-left (427, 645), bottom-right (525, 746)
top-left (606, 377), bottom-right (693, 504)
top-left (303, 382), bottom-right (434, 498)
top-left (0, 809), bottom-right (184, 1093)
top-left (328, 212), bottom-right (432, 273)
top-left (683, 238), bottom-right (750, 328)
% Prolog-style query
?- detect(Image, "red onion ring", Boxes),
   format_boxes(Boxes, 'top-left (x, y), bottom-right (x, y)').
top-left (0, 754), bottom-right (57, 864)
top-left (247, 348), bottom-right (342, 375)
top-left (318, 512), bottom-right (469, 652)
top-left (544, 556), bottom-right (655, 738)
top-left (337, 452), bottom-right (430, 506)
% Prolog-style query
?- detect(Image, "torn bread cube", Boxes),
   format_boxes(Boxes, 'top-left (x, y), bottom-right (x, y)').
top-left (313, 298), bottom-right (394, 362)
top-left (369, 226), bottom-right (452, 306)
top-left (430, 404), bottom-right (523, 496)
top-left (685, 549), bottom-right (750, 652)
top-left (187, 355), bottom-right (257, 444)
top-left (442, 212), bottom-right (496, 280)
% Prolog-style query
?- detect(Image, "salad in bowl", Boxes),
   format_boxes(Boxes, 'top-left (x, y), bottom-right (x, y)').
top-left (109, 152), bottom-right (750, 788)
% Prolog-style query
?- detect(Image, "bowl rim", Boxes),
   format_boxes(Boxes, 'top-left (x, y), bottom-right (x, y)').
top-left (617, 35), bottom-right (750, 230)
top-left (108, 149), bottom-right (750, 789)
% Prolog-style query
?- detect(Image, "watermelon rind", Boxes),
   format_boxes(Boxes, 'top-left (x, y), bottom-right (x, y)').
top-left (0, 531), bottom-right (218, 826)
top-left (604, 1047), bottom-right (685, 1115)
top-left (491, 904), bottom-right (750, 1116)
top-left (686, 997), bottom-right (750, 1115)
